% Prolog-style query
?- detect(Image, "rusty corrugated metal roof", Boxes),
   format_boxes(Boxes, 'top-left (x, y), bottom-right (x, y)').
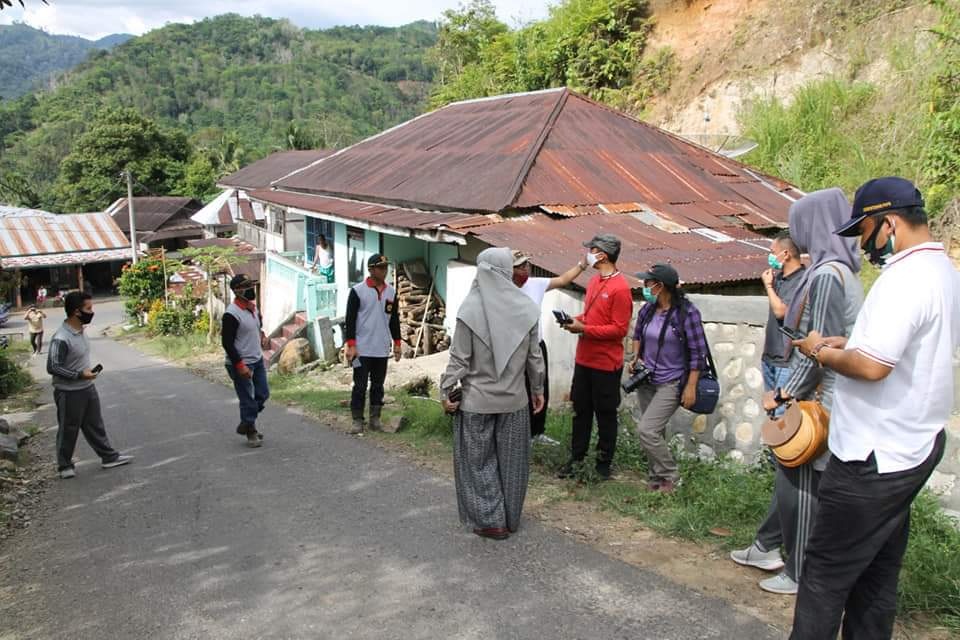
top-left (274, 88), bottom-right (796, 230)
top-left (466, 212), bottom-right (772, 286)
top-left (219, 150), bottom-right (334, 190)
top-left (248, 189), bottom-right (493, 231)
top-left (0, 211), bottom-right (128, 259)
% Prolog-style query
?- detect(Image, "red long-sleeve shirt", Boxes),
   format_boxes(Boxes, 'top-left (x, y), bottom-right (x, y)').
top-left (575, 272), bottom-right (633, 372)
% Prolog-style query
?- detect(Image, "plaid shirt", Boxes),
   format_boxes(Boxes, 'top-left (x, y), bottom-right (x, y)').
top-left (633, 300), bottom-right (709, 384)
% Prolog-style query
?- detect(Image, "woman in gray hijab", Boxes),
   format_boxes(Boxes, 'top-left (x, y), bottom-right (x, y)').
top-left (731, 188), bottom-right (864, 595)
top-left (440, 247), bottom-right (546, 540)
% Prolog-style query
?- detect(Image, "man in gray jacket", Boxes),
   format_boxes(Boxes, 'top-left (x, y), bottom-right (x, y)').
top-left (47, 291), bottom-right (131, 479)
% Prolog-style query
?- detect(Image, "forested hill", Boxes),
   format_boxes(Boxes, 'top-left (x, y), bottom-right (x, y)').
top-left (0, 14), bottom-right (437, 211)
top-left (0, 23), bottom-right (132, 99)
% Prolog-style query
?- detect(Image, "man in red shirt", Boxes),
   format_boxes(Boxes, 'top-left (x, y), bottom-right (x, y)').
top-left (558, 234), bottom-right (633, 480)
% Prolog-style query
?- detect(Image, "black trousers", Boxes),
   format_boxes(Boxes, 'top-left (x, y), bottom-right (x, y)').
top-left (350, 356), bottom-right (388, 413)
top-left (790, 430), bottom-right (946, 640)
top-left (525, 340), bottom-right (549, 437)
top-left (570, 364), bottom-right (622, 467)
top-left (29, 331), bottom-right (43, 354)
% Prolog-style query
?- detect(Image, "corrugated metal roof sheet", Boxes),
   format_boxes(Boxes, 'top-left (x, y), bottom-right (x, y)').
top-left (191, 189), bottom-right (266, 227)
top-left (219, 150), bottom-right (334, 190)
top-left (0, 211), bottom-right (128, 259)
top-left (2, 248), bottom-right (134, 269)
top-left (248, 189), bottom-right (493, 231)
top-left (107, 197), bottom-right (203, 233)
top-left (466, 212), bottom-right (772, 286)
top-left (274, 88), bottom-right (795, 229)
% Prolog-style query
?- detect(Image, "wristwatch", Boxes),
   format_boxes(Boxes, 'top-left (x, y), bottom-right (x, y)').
top-left (774, 388), bottom-right (788, 405)
top-left (809, 341), bottom-right (830, 367)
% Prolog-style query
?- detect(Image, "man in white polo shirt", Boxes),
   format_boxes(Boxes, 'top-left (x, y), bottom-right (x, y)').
top-left (789, 177), bottom-right (959, 639)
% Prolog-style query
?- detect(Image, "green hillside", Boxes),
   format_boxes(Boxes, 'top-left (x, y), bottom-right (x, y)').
top-left (0, 14), bottom-right (437, 211)
top-left (0, 23), bottom-right (131, 99)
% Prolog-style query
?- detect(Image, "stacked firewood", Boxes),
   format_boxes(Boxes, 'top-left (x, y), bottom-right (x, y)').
top-left (396, 271), bottom-right (450, 357)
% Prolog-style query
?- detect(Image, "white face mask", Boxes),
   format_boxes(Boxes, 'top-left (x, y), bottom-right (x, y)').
top-left (586, 252), bottom-right (600, 267)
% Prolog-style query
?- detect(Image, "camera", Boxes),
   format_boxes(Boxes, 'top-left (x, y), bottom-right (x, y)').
top-left (622, 364), bottom-right (652, 393)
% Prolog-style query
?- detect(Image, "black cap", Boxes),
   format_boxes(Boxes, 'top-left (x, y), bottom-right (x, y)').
top-left (636, 263), bottom-right (679, 287)
top-left (367, 253), bottom-right (390, 268)
top-left (582, 234), bottom-right (621, 257)
top-left (835, 177), bottom-right (924, 237)
top-left (229, 274), bottom-right (256, 290)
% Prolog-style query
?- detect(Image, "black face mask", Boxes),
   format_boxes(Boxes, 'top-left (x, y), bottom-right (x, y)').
top-left (78, 311), bottom-right (94, 325)
top-left (862, 217), bottom-right (889, 267)
top-left (240, 288), bottom-right (256, 302)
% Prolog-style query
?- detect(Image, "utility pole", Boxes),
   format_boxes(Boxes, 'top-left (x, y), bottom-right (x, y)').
top-left (125, 169), bottom-right (138, 264)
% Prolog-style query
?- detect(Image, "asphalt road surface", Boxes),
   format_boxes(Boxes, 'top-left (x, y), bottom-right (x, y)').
top-left (0, 301), bottom-right (783, 639)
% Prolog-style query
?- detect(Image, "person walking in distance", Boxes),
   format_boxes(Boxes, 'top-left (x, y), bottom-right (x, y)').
top-left (557, 234), bottom-right (633, 481)
top-left (47, 291), bottom-right (132, 479)
top-left (789, 177), bottom-right (959, 639)
top-left (345, 254), bottom-right (401, 435)
top-left (511, 250), bottom-right (588, 445)
top-left (222, 274), bottom-right (270, 448)
top-left (25, 304), bottom-right (47, 355)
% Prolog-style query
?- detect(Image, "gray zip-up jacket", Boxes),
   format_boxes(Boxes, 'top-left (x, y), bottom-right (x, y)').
top-left (47, 322), bottom-right (94, 391)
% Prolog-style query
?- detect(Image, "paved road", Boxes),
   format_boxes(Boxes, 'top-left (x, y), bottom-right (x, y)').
top-left (1, 301), bottom-right (783, 639)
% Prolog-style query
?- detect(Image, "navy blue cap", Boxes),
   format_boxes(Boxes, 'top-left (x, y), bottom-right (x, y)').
top-left (367, 253), bottom-right (390, 268)
top-left (835, 177), bottom-right (924, 237)
top-left (636, 263), bottom-right (679, 287)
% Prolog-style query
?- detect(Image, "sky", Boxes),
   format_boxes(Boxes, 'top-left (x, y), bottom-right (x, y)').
top-left (0, 0), bottom-right (552, 40)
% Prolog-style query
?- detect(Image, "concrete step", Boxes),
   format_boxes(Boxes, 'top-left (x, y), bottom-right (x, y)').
top-left (282, 324), bottom-right (299, 339)
top-left (294, 312), bottom-right (308, 325)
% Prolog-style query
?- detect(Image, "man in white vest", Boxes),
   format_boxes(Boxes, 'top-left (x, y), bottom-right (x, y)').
top-left (345, 254), bottom-right (401, 434)
top-left (222, 274), bottom-right (270, 448)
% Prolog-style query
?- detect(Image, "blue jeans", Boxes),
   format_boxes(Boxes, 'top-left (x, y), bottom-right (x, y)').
top-left (762, 360), bottom-right (792, 418)
top-left (226, 358), bottom-right (270, 428)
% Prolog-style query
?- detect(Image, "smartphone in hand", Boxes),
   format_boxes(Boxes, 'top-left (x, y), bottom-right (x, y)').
top-left (778, 325), bottom-right (805, 341)
top-left (552, 309), bottom-right (573, 325)
top-left (91, 363), bottom-right (103, 374)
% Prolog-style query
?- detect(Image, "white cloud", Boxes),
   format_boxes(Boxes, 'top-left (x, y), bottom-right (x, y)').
top-left (0, 0), bottom-right (551, 40)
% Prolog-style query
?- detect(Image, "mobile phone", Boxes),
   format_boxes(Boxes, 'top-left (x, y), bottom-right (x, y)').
top-left (552, 309), bottom-right (572, 325)
top-left (778, 325), bottom-right (805, 341)
top-left (91, 363), bottom-right (103, 374)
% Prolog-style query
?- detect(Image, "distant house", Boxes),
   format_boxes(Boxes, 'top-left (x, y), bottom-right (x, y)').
top-left (0, 206), bottom-right (134, 307)
top-left (191, 150), bottom-right (333, 250)
top-left (106, 196), bottom-right (204, 251)
top-left (248, 88), bottom-right (800, 358)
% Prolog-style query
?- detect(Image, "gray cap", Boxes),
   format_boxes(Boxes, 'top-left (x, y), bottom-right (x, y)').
top-left (582, 234), bottom-right (621, 257)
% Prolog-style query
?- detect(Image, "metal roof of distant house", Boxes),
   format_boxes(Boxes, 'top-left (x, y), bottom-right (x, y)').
top-left (265, 88), bottom-right (802, 285)
top-left (106, 197), bottom-right (203, 234)
top-left (0, 210), bottom-right (132, 269)
top-left (191, 189), bottom-right (266, 227)
top-left (219, 150), bottom-right (334, 190)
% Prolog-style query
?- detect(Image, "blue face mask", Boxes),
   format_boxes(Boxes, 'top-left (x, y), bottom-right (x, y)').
top-left (642, 286), bottom-right (658, 304)
top-left (767, 253), bottom-right (783, 270)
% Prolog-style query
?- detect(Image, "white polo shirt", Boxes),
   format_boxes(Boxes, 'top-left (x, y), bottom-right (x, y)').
top-left (830, 242), bottom-right (960, 473)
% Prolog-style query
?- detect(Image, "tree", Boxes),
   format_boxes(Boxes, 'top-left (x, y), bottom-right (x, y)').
top-left (180, 153), bottom-right (219, 201)
top-left (431, 0), bottom-right (507, 84)
top-left (179, 246), bottom-right (246, 344)
top-left (53, 107), bottom-right (190, 211)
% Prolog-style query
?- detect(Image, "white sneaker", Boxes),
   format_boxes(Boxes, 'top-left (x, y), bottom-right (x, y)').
top-left (101, 454), bottom-right (133, 469)
top-left (759, 571), bottom-right (798, 595)
top-left (59, 468), bottom-right (76, 479)
top-left (730, 542), bottom-right (785, 571)
top-left (532, 434), bottom-right (560, 446)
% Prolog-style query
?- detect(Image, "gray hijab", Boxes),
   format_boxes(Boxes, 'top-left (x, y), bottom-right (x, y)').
top-left (784, 188), bottom-right (861, 337)
top-left (456, 247), bottom-right (540, 377)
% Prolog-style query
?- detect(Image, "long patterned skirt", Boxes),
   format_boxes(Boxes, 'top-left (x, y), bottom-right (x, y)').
top-left (453, 408), bottom-right (531, 532)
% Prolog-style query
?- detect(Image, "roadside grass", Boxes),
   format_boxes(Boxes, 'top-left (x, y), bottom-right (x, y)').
top-left (0, 340), bottom-right (36, 412)
top-left (268, 373), bottom-right (348, 414)
top-left (134, 330), bottom-right (219, 362)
